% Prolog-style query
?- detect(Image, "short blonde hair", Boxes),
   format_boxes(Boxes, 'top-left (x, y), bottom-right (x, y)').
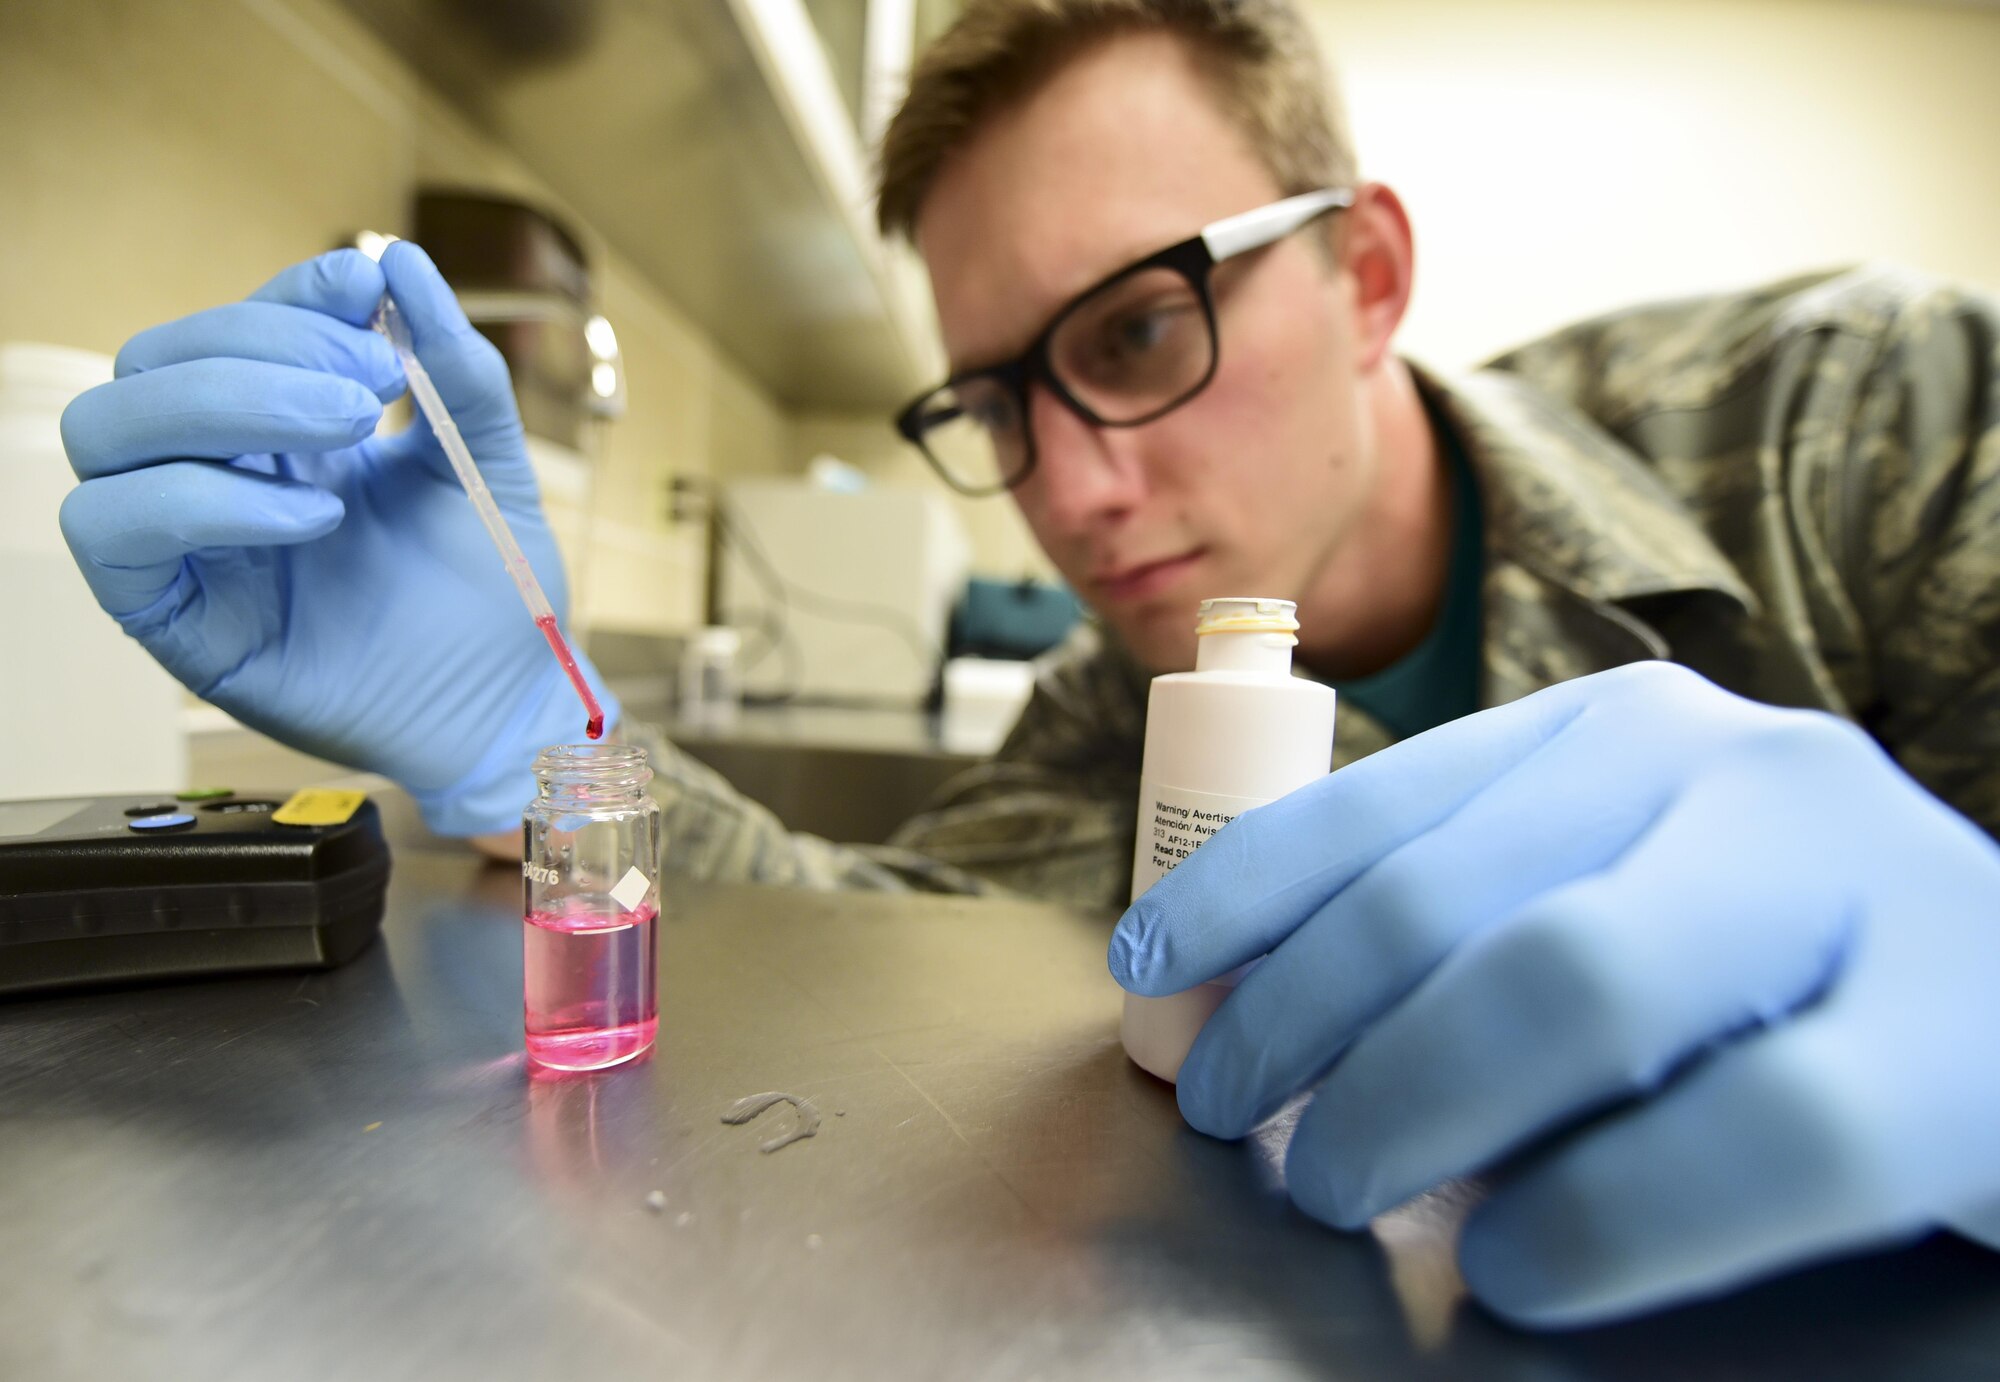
top-left (877, 0), bottom-right (1357, 243)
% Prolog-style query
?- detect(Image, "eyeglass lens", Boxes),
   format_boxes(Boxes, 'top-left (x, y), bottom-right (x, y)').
top-left (1050, 266), bottom-right (1212, 420)
top-left (914, 375), bottom-right (1025, 494)
top-left (916, 265), bottom-right (1215, 491)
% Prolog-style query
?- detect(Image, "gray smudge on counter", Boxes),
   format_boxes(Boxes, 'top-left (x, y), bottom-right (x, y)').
top-left (721, 1091), bottom-right (822, 1153)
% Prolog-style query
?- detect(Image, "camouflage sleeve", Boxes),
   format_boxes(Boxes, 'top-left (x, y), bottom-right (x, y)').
top-left (884, 623), bottom-right (1149, 912)
top-left (621, 720), bottom-right (996, 895)
top-left (621, 624), bottom-right (1151, 908)
top-left (1844, 283), bottom-right (2000, 840)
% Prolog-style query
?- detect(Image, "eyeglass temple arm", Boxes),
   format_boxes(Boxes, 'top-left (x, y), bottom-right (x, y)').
top-left (1200, 188), bottom-right (1354, 263)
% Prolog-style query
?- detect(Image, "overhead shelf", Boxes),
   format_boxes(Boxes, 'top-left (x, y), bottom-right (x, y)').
top-left (334, 0), bottom-right (945, 411)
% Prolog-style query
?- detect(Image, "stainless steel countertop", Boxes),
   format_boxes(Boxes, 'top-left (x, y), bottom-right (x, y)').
top-left (4, 794), bottom-right (1999, 1381)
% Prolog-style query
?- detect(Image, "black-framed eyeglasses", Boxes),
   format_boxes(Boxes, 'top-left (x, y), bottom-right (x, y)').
top-left (895, 188), bottom-right (1354, 497)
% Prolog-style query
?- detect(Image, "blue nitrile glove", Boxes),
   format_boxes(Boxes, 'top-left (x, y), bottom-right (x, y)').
top-left (58, 243), bottom-right (616, 834)
top-left (1109, 661), bottom-right (2000, 1329)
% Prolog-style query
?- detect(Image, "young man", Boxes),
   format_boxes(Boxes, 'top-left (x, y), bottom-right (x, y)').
top-left (57, 0), bottom-right (2000, 1332)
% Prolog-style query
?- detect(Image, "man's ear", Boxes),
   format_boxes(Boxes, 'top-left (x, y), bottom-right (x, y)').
top-left (1334, 183), bottom-right (1415, 373)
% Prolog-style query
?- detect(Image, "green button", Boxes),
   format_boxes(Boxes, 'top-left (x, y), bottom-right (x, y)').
top-left (175, 786), bottom-right (234, 801)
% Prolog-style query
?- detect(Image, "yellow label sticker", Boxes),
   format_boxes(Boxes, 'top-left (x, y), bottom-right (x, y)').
top-left (272, 788), bottom-right (368, 827)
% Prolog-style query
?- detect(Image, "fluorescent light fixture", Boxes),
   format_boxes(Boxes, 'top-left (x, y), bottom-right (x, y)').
top-left (584, 314), bottom-right (620, 361)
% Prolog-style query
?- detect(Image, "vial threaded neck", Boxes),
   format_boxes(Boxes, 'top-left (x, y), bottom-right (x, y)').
top-left (533, 742), bottom-right (652, 799)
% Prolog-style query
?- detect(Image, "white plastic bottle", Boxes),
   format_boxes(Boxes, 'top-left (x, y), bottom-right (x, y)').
top-left (1122, 597), bottom-right (1337, 1082)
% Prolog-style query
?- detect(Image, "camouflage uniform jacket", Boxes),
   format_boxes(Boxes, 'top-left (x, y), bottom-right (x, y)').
top-left (635, 265), bottom-right (2000, 909)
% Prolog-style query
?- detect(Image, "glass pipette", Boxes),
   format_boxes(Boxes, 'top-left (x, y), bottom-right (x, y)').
top-left (373, 296), bottom-right (605, 739)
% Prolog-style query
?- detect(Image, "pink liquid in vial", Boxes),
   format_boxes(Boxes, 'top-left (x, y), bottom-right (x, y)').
top-left (524, 900), bottom-right (658, 1070)
top-left (535, 613), bottom-right (606, 740)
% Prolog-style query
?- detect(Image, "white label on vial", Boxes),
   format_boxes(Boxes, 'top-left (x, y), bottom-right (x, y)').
top-left (610, 865), bottom-right (652, 912)
top-left (1131, 780), bottom-right (1272, 898)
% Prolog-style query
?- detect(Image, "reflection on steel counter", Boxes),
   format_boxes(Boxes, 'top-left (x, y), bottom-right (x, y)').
top-left (2, 791), bottom-right (1998, 1378)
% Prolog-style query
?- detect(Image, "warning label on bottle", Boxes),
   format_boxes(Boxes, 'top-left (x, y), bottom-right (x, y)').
top-left (1129, 780), bottom-right (1272, 899)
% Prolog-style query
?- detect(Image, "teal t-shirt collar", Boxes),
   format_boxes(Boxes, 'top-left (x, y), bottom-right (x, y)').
top-left (1331, 437), bottom-right (1484, 741)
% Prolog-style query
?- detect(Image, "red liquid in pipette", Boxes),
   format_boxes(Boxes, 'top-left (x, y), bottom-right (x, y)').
top-left (535, 613), bottom-right (606, 739)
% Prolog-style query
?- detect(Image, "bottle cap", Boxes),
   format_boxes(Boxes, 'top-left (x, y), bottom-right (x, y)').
top-left (1195, 597), bottom-right (1300, 638)
top-left (692, 626), bottom-right (742, 657)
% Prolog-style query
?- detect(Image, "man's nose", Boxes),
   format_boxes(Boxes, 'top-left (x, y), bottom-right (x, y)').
top-left (1020, 382), bottom-right (1148, 534)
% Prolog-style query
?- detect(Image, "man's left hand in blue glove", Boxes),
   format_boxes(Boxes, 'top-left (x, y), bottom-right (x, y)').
top-left (1109, 660), bottom-right (2000, 1329)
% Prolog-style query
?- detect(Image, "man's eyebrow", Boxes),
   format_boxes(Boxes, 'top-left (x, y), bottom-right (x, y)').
top-left (942, 230), bottom-right (1184, 378)
top-left (946, 279), bottom-right (1088, 379)
top-left (945, 335), bottom-right (1029, 380)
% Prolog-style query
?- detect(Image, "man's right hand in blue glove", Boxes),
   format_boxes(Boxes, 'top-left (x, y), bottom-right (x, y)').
top-left (1111, 662), bottom-right (2000, 1329)
top-left (58, 244), bottom-right (616, 835)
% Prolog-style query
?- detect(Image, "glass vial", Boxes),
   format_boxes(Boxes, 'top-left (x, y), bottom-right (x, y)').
top-left (678, 626), bottom-right (743, 731)
top-left (1122, 598), bottom-right (1337, 1082)
top-left (522, 742), bottom-right (661, 1071)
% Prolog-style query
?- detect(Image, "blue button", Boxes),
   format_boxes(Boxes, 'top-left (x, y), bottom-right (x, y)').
top-left (128, 813), bottom-right (197, 832)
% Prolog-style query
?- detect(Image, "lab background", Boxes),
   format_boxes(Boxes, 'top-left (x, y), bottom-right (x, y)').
top-left (3, 0), bottom-right (1998, 808)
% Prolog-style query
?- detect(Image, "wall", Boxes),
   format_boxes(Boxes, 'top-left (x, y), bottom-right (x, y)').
top-left (0, 0), bottom-right (791, 640)
top-left (1303, 0), bottom-right (2000, 366)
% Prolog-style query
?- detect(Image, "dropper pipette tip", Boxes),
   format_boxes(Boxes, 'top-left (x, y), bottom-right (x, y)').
top-left (373, 293), bottom-right (603, 739)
